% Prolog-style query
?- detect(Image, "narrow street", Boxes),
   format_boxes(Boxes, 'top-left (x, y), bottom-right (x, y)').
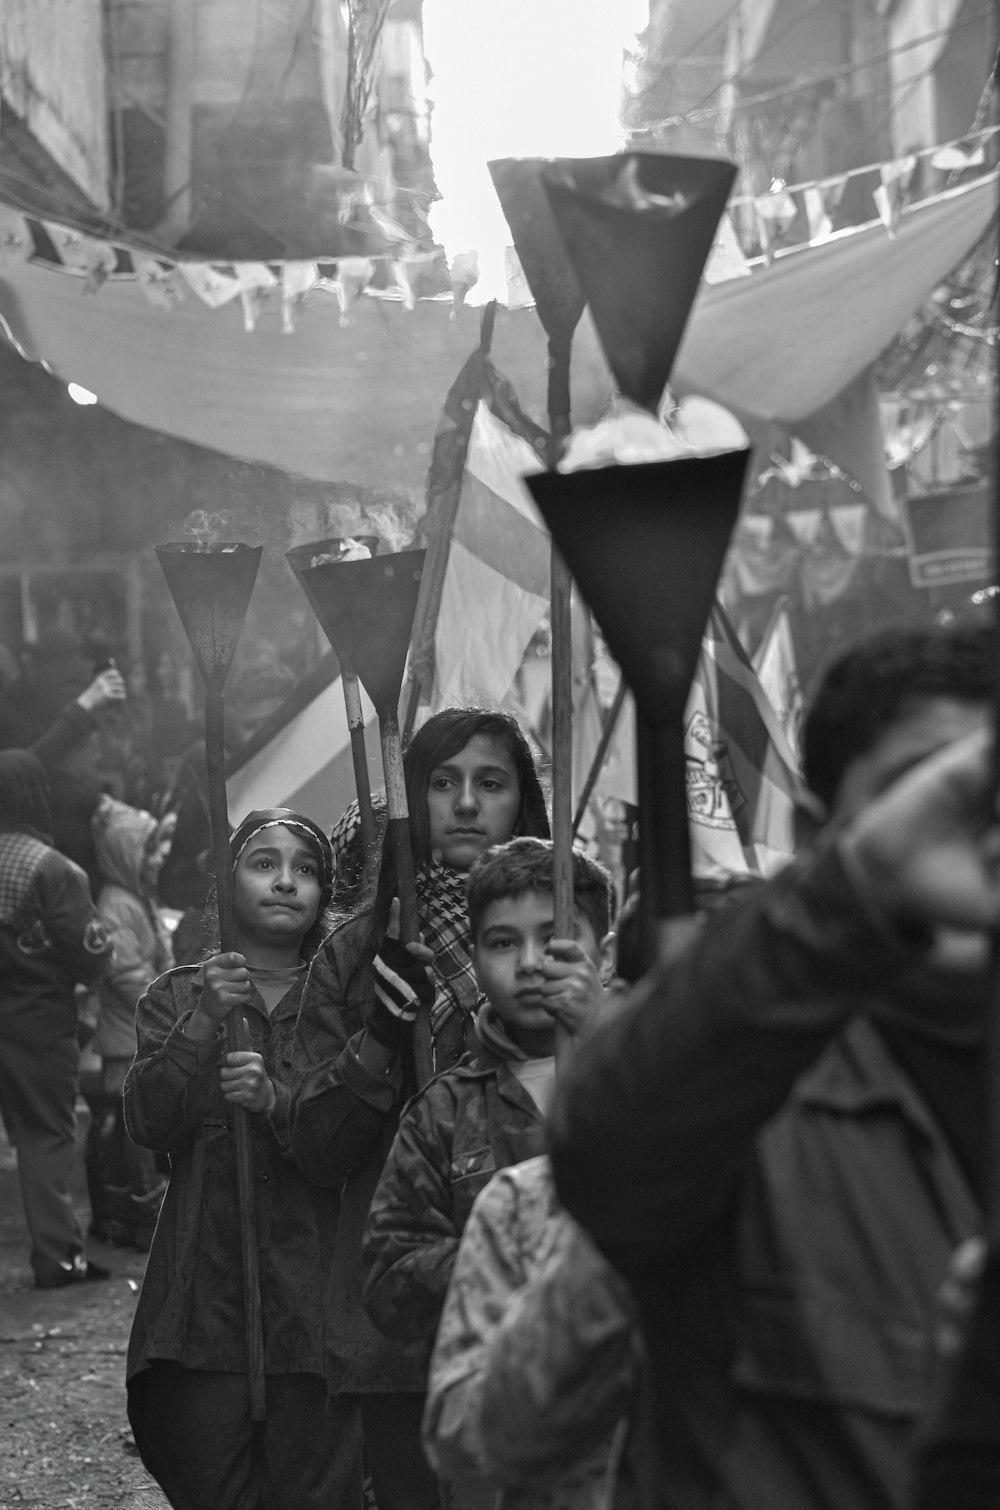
top-left (0, 1110), bottom-right (170, 1509)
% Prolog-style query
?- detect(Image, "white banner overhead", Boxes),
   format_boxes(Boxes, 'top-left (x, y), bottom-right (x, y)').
top-left (0, 170), bottom-right (992, 490)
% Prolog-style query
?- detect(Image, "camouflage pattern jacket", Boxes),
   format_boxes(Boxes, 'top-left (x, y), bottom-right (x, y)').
top-left (425, 1155), bottom-right (650, 1510)
top-left (361, 1008), bottom-right (547, 1384)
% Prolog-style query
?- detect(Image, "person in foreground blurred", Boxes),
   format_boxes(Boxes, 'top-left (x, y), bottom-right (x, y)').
top-left (549, 623), bottom-right (995, 1510)
top-left (0, 749), bottom-right (113, 1287)
top-left (124, 807), bottom-right (363, 1510)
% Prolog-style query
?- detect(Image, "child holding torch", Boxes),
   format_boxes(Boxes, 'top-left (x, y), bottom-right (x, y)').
top-left (124, 807), bottom-right (363, 1510)
top-left (291, 707), bottom-right (550, 1510)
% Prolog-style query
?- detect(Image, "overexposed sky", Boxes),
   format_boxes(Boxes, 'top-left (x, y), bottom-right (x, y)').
top-left (422, 0), bottom-right (647, 301)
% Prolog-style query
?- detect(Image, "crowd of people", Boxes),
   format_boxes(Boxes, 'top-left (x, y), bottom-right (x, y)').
top-left (0, 615), bottom-right (998, 1509)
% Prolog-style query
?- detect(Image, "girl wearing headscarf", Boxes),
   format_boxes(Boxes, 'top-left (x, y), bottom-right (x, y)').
top-left (290, 708), bottom-right (550, 1510)
top-left (0, 749), bottom-right (113, 1287)
top-left (124, 807), bottom-right (363, 1510)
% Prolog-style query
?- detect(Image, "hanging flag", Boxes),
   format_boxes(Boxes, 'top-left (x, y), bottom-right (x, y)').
top-left (686, 604), bottom-right (801, 879)
top-left (281, 260), bottom-right (319, 332)
top-left (429, 390), bottom-right (549, 708)
top-left (0, 206), bottom-right (32, 267)
top-left (751, 599), bottom-right (804, 761)
top-left (873, 156), bottom-right (917, 238)
top-left (573, 603), bottom-right (801, 882)
top-left (803, 186), bottom-right (832, 242)
top-left (133, 253), bottom-right (186, 310)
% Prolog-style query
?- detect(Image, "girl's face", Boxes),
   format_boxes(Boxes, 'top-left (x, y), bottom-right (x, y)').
top-left (426, 733), bottom-right (522, 873)
top-left (233, 825), bottom-right (323, 949)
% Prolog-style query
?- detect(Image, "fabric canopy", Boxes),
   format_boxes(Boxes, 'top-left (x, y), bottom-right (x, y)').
top-left (0, 172), bottom-right (992, 491)
top-left (670, 173), bottom-right (996, 422)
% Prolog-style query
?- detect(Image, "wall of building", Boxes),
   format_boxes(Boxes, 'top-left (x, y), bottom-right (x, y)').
top-left (0, 0), bottom-right (110, 209)
top-left (882, 0), bottom-right (989, 150)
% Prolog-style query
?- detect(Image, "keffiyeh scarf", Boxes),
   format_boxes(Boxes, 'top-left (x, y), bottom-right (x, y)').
top-left (416, 860), bottom-right (483, 1039)
top-left (0, 831), bottom-right (49, 927)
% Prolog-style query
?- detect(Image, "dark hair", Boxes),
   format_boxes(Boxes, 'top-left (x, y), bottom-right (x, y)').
top-left (368, 707), bottom-right (550, 940)
top-left (802, 623), bottom-right (993, 809)
top-left (0, 750), bottom-right (51, 838)
top-left (466, 836), bottom-right (613, 948)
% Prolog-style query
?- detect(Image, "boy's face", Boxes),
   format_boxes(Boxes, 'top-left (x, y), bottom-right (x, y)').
top-left (471, 890), bottom-right (601, 1055)
top-left (831, 696), bottom-right (988, 822)
top-left (831, 694), bottom-right (989, 975)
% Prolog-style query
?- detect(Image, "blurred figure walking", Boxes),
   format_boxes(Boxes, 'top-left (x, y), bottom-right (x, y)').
top-left (0, 750), bottom-right (113, 1287)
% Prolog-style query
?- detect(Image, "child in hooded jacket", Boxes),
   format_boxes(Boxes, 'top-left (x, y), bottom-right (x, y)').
top-left (124, 807), bottom-right (363, 1510)
top-left (86, 796), bottom-right (174, 1248)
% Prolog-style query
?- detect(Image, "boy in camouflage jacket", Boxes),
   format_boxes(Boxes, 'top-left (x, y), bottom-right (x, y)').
top-left (360, 839), bottom-right (612, 1463)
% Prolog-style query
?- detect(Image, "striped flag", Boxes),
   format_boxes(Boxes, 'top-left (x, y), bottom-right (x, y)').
top-left (225, 654), bottom-right (383, 832)
top-left (579, 603), bottom-right (801, 882)
top-left (427, 381), bottom-right (551, 710)
top-left (752, 598), bottom-right (803, 760)
top-left (686, 604), bottom-right (801, 879)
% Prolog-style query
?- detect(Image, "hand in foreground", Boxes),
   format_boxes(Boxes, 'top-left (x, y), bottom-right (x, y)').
top-left (538, 939), bottom-right (606, 1041)
top-left (844, 726), bottom-right (1000, 932)
top-left (368, 901), bottom-right (435, 1052)
top-left (220, 1049), bottom-right (276, 1116)
top-left (184, 952), bottom-right (251, 1040)
top-left (384, 897), bottom-right (435, 970)
top-left (77, 668), bottom-right (126, 713)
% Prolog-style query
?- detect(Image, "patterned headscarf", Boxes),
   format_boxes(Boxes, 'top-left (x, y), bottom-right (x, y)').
top-left (329, 793), bottom-right (388, 909)
top-left (230, 807), bottom-right (334, 910)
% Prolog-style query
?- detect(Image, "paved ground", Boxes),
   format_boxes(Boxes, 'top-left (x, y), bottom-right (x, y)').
top-left (0, 1107), bottom-right (171, 1509)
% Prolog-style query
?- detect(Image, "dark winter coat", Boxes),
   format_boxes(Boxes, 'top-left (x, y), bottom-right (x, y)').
top-left (289, 910), bottom-right (479, 1393)
top-left (124, 965), bottom-right (339, 1383)
top-left (549, 843), bottom-right (983, 1510)
top-left (0, 834), bottom-right (111, 1050)
top-left (361, 1011), bottom-right (549, 1378)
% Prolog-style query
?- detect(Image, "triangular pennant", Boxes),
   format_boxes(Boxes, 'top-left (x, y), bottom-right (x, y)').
top-left (785, 508), bottom-right (824, 546)
top-left (803, 186), bottom-right (832, 242)
top-left (0, 207), bottom-right (32, 267)
top-left (828, 503), bottom-right (868, 555)
top-left (180, 262), bottom-right (243, 308)
top-left (335, 257), bottom-right (375, 324)
top-left (133, 254), bottom-right (186, 310)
